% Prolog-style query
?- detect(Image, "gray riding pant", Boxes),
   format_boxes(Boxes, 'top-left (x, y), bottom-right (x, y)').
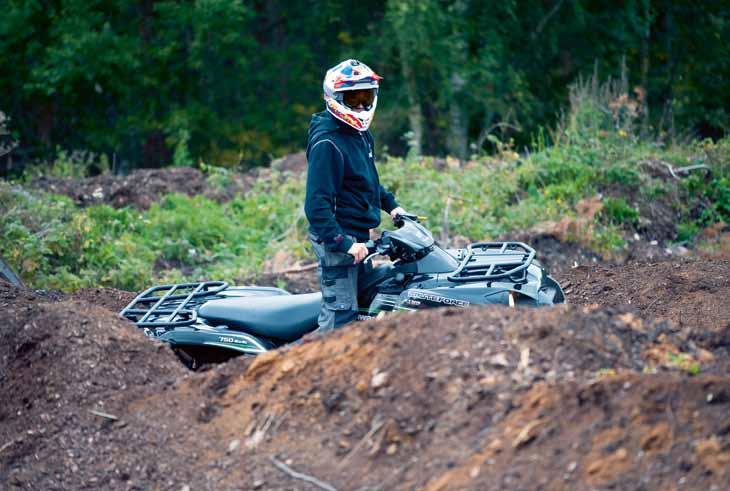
top-left (310, 235), bottom-right (370, 333)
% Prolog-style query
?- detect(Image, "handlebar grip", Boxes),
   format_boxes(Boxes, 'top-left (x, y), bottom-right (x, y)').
top-left (395, 212), bottom-right (419, 221)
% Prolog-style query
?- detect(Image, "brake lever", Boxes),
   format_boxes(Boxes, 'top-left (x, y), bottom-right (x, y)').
top-left (363, 239), bottom-right (389, 264)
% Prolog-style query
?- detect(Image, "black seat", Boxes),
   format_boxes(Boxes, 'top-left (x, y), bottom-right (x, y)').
top-left (198, 292), bottom-right (321, 342)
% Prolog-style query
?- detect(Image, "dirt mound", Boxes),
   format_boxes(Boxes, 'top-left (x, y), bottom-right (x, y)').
top-left (270, 151), bottom-right (307, 174)
top-left (0, 278), bottom-right (64, 309)
top-left (2, 258), bottom-right (728, 490)
top-left (507, 232), bottom-right (604, 277)
top-left (31, 152), bottom-right (309, 210)
top-left (560, 258), bottom-right (730, 349)
top-left (31, 166), bottom-right (251, 210)
top-left (0, 287), bottom-right (188, 489)
top-left (426, 373), bottom-right (730, 490)
top-left (130, 304), bottom-right (728, 490)
top-left (70, 286), bottom-right (137, 312)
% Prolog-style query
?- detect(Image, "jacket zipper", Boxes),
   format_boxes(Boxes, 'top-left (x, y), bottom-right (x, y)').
top-left (359, 132), bottom-right (373, 159)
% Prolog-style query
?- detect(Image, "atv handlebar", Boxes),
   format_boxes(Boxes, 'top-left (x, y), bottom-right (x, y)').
top-left (362, 239), bottom-right (388, 264)
top-left (393, 212), bottom-right (424, 227)
top-left (352, 212), bottom-right (424, 264)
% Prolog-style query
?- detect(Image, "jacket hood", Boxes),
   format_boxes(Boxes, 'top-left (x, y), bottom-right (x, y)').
top-left (307, 111), bottom-right (354, 151)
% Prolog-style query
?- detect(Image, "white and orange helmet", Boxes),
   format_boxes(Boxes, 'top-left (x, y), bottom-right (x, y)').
top-left (323, 59), bottom-right (382, 131)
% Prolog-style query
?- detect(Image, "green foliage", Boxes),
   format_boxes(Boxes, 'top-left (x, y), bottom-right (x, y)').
top-left (2, 133), bottom-right (728, 292)
top-left (667, 352), bottom-right (701, 376)
top-left (21, 148), bottom-right (110, 180)
top-left (601, 197), bottom-right (639, 226)
top-left (2, 1), bottom-right (728, 174)
top-left (676, 221), bottom-right (700, 243)
top-left (0, 111), bottom-right (18, 156)
top-left (1, 168), bottom-right (307, 291)
top-left (589, 226), bottom-right (627, 255)
top-left (601, 164), bottom-right (641, 186)
top-left (200, 161), bottom-right (233, 190)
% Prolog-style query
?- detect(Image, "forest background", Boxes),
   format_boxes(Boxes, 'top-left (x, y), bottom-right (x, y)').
top-left (1, 0), bottom-right (728, 174)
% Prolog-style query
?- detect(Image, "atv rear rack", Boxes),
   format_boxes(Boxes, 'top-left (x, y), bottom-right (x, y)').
top-left (447, 242), bottom-right (535, 282)
top-left (120, 281), bottom-right (229, 328)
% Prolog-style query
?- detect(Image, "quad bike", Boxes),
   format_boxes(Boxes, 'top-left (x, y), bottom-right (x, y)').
top-left (121, 214), bottom-right (564, 368)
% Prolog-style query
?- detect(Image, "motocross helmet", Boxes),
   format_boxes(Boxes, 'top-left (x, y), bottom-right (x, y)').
top-left (323, 59), bottom-right (382, 131)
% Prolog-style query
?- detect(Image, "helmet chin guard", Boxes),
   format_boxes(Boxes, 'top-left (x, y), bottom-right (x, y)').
top-left (323, 59), bottom-right (382, 131)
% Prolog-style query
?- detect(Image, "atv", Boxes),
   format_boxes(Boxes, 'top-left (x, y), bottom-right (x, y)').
top-left (121, 214), bottom-right (564, 368)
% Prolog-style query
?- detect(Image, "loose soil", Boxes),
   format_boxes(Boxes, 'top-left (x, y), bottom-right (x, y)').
top-left (30, 152), bottom-right (307, 210)
top-left (4, 158), bottom-right (729, 490)
top-left (1, 256), bottom-right (728, 490)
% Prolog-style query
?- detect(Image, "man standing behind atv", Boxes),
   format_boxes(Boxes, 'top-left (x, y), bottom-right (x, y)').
top-left (305, 59), bottom-right (405, 333)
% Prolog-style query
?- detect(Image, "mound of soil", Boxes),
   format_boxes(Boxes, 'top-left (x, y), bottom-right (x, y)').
top-left (31, 167), bottom-right (236, 210)
top-left (2, 256), bottom-right (729, 490)
top-left (512, 232), bottom-right (604, 277)
top-left (31, 152), bottom-right (308, 211)
top-left (31, 167), bottom-right (249, 210)
top-left (70, 287), bottom-right (137, 312)
top-left (0, 281), bottom-right (190, 489)
top-left (426, 373), bottom-right (730, 490)
top-left (560, 258), bottom-right (730, 350)
top-left (111, 304), bottom-right (729, 491)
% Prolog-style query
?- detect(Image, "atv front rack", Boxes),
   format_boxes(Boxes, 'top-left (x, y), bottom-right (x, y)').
top-left (447, 242), bottom-right (535, 282)
top-left (120, 281), bottom-right (229, 328)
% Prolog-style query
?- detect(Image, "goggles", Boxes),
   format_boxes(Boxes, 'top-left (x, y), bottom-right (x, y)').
top-left (342, 89), bottom-right (376, 110)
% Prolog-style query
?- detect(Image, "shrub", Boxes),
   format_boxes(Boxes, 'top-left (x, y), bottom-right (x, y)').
top-left (601, 197), bottom-right (639, 226)
top-left (21, 147), bottom-right (110, 180)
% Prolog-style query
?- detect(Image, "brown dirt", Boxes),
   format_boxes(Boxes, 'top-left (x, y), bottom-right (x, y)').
top-left (29, 151), bottom-right (307, 210)
top-left (506, 231), bottom-right (604, 278)
top-left (70, 287), bottom-right (137, 312)
top-left (559, 258), bottom-right (730, 350)
top-left (249, 270), bottom-right (321, 295)
top-left (0, 280), bottom-right (190, 490)
top-left (1, 256), bottom-right (729, 490)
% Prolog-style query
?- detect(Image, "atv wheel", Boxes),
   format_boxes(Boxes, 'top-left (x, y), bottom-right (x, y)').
top-left (173, 347), bottom-right (200, 370)
top-left (173, 346), bottom-right (243, 371)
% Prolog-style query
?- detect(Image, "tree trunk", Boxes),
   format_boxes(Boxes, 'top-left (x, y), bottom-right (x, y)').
top-left (664, 4), bottom-right (675, 140)
top-left (447, 72), bottom-right (468, 159)
top-left (399, 50), bottom-right (424, 157)
top-left (446, 0), bottom-right (468, 160)
top-left (639, 0), bottom-right (651, 137)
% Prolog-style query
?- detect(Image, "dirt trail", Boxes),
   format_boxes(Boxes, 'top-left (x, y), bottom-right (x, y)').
top-left (1, 257), bottom-right (729, 490)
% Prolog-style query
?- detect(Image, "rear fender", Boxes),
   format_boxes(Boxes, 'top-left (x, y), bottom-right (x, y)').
top-left (537, 274), bottom-right (565, 305)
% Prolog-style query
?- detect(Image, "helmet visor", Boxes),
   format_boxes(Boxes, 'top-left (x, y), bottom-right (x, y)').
top-left (342, 89), bottom-right (376, 110)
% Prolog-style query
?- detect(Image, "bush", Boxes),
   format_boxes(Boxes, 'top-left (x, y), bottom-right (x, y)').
top-left (601, 197), bottom-right (639, 226)
top-left (21, 148), bottom-right (110, 180)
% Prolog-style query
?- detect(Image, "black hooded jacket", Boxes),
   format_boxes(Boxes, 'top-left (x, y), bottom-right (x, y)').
top-left (304, 110), bottom-right (398, 253)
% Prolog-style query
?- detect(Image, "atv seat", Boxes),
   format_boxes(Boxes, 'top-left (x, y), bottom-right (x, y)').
top-left (198, 292), bottom-right (321, 342)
